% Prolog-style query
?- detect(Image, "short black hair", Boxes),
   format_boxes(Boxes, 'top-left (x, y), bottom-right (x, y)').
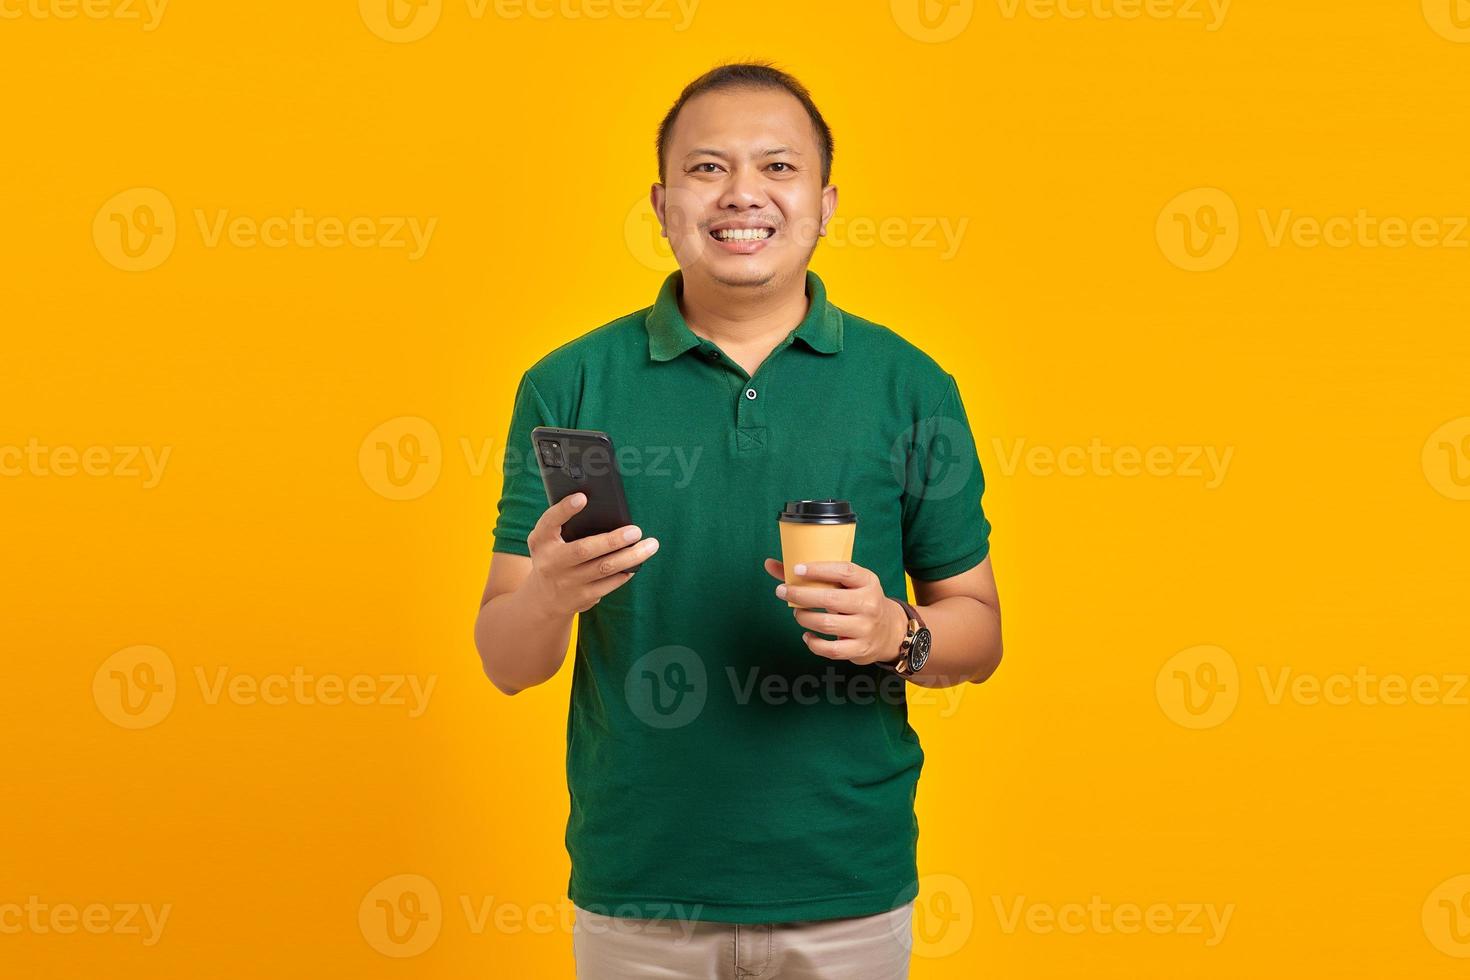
top-left (656, 62), bottom-right (834, 187)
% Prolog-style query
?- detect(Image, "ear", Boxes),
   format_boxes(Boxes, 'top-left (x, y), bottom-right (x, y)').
top-left (819, 184), bottom-right (838, 237)
top-left (650, 183), bottom-right (668, 237)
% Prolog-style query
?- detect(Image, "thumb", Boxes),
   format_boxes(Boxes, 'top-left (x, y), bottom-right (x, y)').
top-left (763, 557), bottom-right (786, 581)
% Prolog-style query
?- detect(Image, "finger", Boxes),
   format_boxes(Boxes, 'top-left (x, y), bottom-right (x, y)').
top-left (793, 608), bottom-right (870, 640)
top-left (574, 537), bottom-right (660, 582)
top-left (779, 583), bottom-right (862, 613)
top-left (801, 633), bottom-right (865, 661)
top-left (763, 558), bottom-right (785, 581)
top-left (557, 523), bottom-right (645, 571)
top-left (532, 491), bottom-right (588, 542)
top-left (529, 493), bottom-right (591, 558)
top-left (792, 561), bottom-right (872, 588)
top-left (583, 566), bottom-right (638, 602)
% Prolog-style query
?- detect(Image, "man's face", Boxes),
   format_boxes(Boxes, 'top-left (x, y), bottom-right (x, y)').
top-left (653, 87), bottom-right (836, 291)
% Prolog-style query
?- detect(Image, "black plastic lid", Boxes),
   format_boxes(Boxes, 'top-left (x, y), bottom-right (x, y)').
top-left (778, 499), bottom-right (857, 524)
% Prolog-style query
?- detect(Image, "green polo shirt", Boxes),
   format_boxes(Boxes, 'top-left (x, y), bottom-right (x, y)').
top-left (492, 268), bottom-right (992, 924)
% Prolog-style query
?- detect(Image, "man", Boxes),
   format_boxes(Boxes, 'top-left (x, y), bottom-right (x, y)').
top-left (474, 62), bottom-right (1003, 979)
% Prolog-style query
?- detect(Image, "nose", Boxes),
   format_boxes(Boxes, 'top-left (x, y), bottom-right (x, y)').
top-left (718, 163), bottom-right (768, 210)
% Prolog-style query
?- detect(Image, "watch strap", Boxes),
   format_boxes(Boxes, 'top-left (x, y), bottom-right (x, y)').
top-left (897, 598), bottom-right (925, 630)
top-left (877, 598), bottom-right (923, 675)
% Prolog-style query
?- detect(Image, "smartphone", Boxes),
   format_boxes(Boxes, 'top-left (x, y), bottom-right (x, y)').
top-left (530, 426), bottom-right (641, 571)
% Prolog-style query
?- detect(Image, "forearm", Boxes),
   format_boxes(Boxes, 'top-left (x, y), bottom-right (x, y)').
top-left (475, 577), bottom-right (575, 696)
top-left (900, 594), bottom-right (1002, 689)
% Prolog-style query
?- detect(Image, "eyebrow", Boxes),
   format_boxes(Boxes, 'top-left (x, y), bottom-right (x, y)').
top-left (684, 146), bottom-right (803, 159)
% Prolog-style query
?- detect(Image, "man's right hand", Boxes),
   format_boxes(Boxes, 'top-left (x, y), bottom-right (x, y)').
top-left (525, 492), bottom-right (659, 616)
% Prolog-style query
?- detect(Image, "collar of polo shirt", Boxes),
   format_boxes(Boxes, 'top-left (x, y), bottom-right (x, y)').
top-left (644, 269), bottom-right (845, 362)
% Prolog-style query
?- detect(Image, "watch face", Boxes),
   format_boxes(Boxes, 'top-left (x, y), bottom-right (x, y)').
top-left (909, 628), bottom-right (932, 672)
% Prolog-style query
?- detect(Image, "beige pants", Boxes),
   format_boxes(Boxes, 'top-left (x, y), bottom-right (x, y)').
top-left (572, 902), bottom-right (913, 979)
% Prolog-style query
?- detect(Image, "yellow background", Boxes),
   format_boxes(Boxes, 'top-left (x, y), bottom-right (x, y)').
top-left (4, 0), bottom-right (1469, 976)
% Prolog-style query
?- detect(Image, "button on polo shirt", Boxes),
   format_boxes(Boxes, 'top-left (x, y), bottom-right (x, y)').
top-left (492, 268), bottom-right (992, 924)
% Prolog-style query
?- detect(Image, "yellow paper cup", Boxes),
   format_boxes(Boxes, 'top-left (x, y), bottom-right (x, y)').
top-left (777, 499), bottom-right (857, 608)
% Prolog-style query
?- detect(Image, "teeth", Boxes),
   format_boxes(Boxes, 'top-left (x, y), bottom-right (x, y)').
top-left (713, 228), bottom-right (773, 241)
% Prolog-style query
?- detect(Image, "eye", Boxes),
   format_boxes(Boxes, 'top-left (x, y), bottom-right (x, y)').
top-left (768, 162), bottom-right (793, 173)
top-left (691, 162), bottom-right (723, 174)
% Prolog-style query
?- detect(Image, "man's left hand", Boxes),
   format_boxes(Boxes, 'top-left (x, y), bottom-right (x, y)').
top-left (762, 558), bottom-right (907, 667)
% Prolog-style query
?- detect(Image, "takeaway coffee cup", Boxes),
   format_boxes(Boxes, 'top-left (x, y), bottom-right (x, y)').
top-left (777, 499), bottom-right (857, 608)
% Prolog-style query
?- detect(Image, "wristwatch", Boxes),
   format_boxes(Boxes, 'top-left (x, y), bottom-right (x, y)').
top-left (880, 599), bottom-right (931, 676)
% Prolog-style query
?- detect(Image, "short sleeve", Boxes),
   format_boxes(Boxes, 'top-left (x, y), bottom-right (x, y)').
top-left (491, 372), bottom-right (555, 557)
top-left (899, 374), bottom-right (992, 581)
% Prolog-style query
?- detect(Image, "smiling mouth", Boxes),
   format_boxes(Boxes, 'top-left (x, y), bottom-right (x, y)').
top-left (709, 227), bottom-right (775, 242)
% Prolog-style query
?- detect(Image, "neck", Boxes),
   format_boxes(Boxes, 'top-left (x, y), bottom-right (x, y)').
top-left (677, 268), bottom-right (810, 351)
